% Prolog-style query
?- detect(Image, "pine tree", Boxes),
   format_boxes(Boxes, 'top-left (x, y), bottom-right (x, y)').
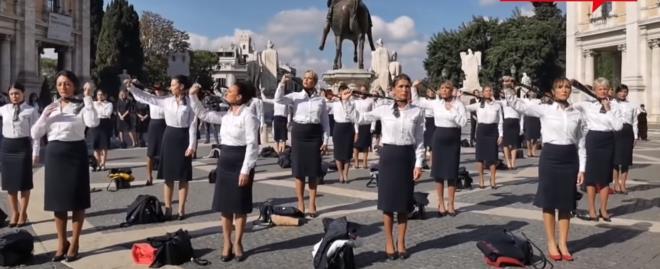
top-left (94, 0), bottom-right (144, 97)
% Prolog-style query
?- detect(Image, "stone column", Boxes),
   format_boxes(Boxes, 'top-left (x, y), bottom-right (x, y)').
top-left (1, 35), bottom-right (12, 90)
top-left (650, 40), bottom-right (660, 118)
top-left (584, 49), bottom-right (596, 85)
top-left (64, 46), bottom-right (72, 71)
top-left (80, 0), bottom-right (91, 79)
top-left (622, 1), bottom-right (643, 91)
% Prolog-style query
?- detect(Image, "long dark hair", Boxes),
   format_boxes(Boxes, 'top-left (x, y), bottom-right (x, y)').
top-left (54, 70), bottom-right (80, 95)
top-left (391, 74), bottom-right (412, 118)
top-left (172, 75), bottom-right (190, 105)
top-left (7, 82), bottom-right (26, 93)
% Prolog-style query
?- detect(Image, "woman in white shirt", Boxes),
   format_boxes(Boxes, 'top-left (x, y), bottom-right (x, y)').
top-left (330, 83), bottom-right (357, 183)
top-left (189, 82), bottom-right (258, 262)
top-left (523, 91), bottom-right (542, 157)
top-left (274, 71), bottom-right (330, 217)
top-left (145, 85), bottom-right (167, 185)
top-left (31, 71), bottom-right (99, 262)
top-left (574, 77), bottom-right (623, 222)
top-left (466, 86), bottom-right (503, 189)
top-left (90, 87), bottom-right (113, 171)
top-left (612, 84), bottom-right (638, 194)
top-left (127, 75), bottom-right (198, 220)
top-left (361, 74), bottom-right (424, 260)
top-left (501, 77), bottom-right (523, 169)
top-left (261, 91), bottom-right (291, 154)
top-left (412, 80), bottom-right (467, 216)
top-left (421, 88), bottom-right (436, 165)
top-left (353, 85), bottom-right (375, 169)
top-left (1, 83), bottom-right (39, 228)
top-left (505, 78), bottom-right (586, 261)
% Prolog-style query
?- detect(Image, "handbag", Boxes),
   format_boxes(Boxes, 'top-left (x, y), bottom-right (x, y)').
top-left (476, 230), bottom-right (549, 268)
top-left (146, 229), bottom-right (210, 267)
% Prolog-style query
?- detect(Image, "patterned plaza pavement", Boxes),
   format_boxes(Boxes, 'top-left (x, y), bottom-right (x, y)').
top-left (1, 127), bottom-right (660, 269)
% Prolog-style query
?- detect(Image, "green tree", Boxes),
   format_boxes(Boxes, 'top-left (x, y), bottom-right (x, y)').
top-left (189, 50), bottom-right (218, 90)
top-left (95, 0), bottom-right (144, 97)
top-left (90, 0), bottom-right (104, 73)
top-left (140, 11), bottom-right (190, 85)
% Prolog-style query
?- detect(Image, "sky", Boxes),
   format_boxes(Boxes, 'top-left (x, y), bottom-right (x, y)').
top-left (89, 0), bottom-right (561, 81)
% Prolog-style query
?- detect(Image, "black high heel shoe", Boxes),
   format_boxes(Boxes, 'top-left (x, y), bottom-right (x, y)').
top-left (385, 252), bottom-right (398, 261)
top-left (52, 241), bottom-right (70, 262)
top-left (235, 244), bottom-right (246, 262)
top-left (599, 209), bottom-right (612, 222)
top-left (221, 245), bottom-right (234, 262)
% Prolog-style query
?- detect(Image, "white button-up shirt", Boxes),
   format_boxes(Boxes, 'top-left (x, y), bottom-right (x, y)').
top-left (360, 104), bottom-right (425, 167)
top-left (93, 101), bottom-right (113, 119)
top-left (190, 95), bottom-right (259, 175)
top-left (573, 100), bottom-right (624, 132)
top-left (248, 98), bottom-right (265, 127)
top-left (354, 98), bottom-right (375, 126)
top-left (31, 97), bottom-right (100, 144)
top-left (507, 96), bottom-right (587, 171)
top-left (466, 99), bottom-right (504, 137)
top-left (274, 83), bottom-right (330, 144)
top-left (149, 104), bottom-right (165, 119)
top-left (329, 100), bottom-right (357, 124)
top-left (262, 93), bottom-right (290, 117)
top-left (1, 103), bottom-right (40, 156)
top-left (412, 89), bottom-right (468, 128)
top-left (128, 86), bottom-right (198, 150)
top-left (614, 99), bottom-right (640, 139)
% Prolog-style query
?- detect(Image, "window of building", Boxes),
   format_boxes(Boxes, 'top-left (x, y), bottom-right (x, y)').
top-left (47, 0), bottom-right (61, 13)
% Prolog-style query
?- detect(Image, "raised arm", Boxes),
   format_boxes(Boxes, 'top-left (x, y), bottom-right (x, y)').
top-left (241, 112), bottom-right (260, 175)
top-left (127, 85), bottom-right (168, 107)
top-left (81, 96), bottom-right (100, 128)
top-left (190, 94), bottom-right (225, 125)
top-left (273, 82), bottom-right (294, 106)
top-left (497, 105), bottom-right (504, 138)
top-left (505, 92), bottom-right (543, 118)
top-left (261, 92), bottom-right (274, 104)
top-left (31, 103), bottom-right (56, 141)
top-left (577, 117), bottom-right (587, 173)
top-left (452, 100), bottom-right (468, 127)
top-left (410, 86), bottom-right (433, 109)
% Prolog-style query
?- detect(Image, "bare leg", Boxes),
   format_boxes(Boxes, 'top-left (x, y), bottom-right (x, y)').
top-left (527, 141), bottom-right (533, 157)
top-left (54, 211), bottom-right (69, 256)
top-left (129, 131), bottom-right (137, 147)
top-left (146, 157), bottom-right (154, 183)
top-left (343, 162), bottom-right (351, 183)
top-left (7, 192), bottom-right (19, 224)
top-left (620, 170), bottom-right (629, 192)
top-left (436, 183), bottom-right (446, 213)
top-left (477, 161), bottom-right (485, 188)
top-left (383, 213), bottom-right (395, 254)
top-left (164, 181), bottom-right (174, 214)
top-left (612, 169), bottom-right (620, 192)
top-left (510, 148), bottom-right (517, 168)
top-left (221, 213), bottom-right (233, 256)
top-left (599, 186), bottom-right (610, 218)
top-left (557, 211), bottom-right (572, 257)
top-left (503, 146), bottom-right (512, 168)
top-left (118, 132), bottom-right (125, 144)
top-left (396, 214), bottom-right (408, 253)
top-left (100, 149), bottom-right (108, 168)
top-left (295, 178), bottom-right (305, 213)
top-left (234, 214), bottom-right (247, 257)
top-left (69, 210), bottom-right (85, 257)
top-left (335, 160), bottom-right (345, 182)
top-left (309, 180), bottom-right (318, 214)
top-left (532, 140), bottom-right (539, 156)
top-left (353, 149), bottom-right (359, 168)
top-left (447, 186), bottom-right (456, 213)
top-left (586, 186), bottom-right (597, 218)
top-left (489, 164), bottom-right (497, 187)
top-left (178, 181), bottom-right (189, 216)
top-left (363, 150), bottom-right (369, 169)
top-left (542, 209), bottom-right (560, 256)
top-left (18, 190), bottom-right (30, 224)
top-left (93, 150), bottom-right (102, 168)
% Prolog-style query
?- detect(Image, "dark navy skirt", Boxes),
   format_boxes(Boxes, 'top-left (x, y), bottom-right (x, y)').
top-left (476, 123), bottom-right (499, 165)
top-left (431, 127), bottom-right (461, 185)
top-left (613, 124), bottom-right (634, 167)
top-left (291, 123), bottom-right (323, 180)
top-left (147, 119), bottom-right (166, 158)
top-left (90, 118), bottom-right (112, 150)
top-left (212, 145), bottom-right (254, 214)
top-left (158, 126), bottom-right (193, 182)
top-left (524, 116), bottom-right (541, 140)
top-left (503, 118), bottom-right (520, 148)
top-left (424, 117), bottom-right (436, 149)
top-left (584, 131), bottom-right (614, 187)
top-left (534, 144), bottom-right (579, 211)
top-left (332, 122), bottom-right (355, 161)
top-left (354, 124), bottom-right (372, 152)
top-left (378, 144), bottom-right (415, 213)
top-left (273, 115), bottom-right (288, 142)
top-left (1, 138), bottom-right (33, 192)
top-left (44, 140), bottom-right (90, 211)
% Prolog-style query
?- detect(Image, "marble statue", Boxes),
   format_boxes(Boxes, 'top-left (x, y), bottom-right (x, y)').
top-left (259, 40), bottom-right (279, 92)
top-left (460, 49), bottom-right (482, 91)
top-left (519, 72), bottom-right (532, 97)
top-left (388, 51), bottom-right (402, 81)
top-left (371, 39), bottom-right (391, 92)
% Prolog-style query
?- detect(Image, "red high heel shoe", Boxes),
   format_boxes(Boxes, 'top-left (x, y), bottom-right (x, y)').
top-left (548, 254), bottom-right (562, 261)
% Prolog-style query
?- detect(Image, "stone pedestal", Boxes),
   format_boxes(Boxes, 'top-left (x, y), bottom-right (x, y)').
top-left (322, 69), bottom-right (375, 92)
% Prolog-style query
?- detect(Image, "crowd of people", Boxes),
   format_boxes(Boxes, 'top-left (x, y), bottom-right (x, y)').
top-left (0, 68), bottom-right (650, 263)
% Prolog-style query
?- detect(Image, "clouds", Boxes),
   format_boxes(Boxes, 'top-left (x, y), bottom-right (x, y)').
top-left (186, 8), bottom-right (429, 80)
top-left (479, 0), bottom-right (499, 6)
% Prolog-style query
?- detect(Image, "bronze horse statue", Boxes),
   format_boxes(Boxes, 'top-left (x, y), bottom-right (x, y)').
top-left (319, 0), bottom-right (376, 70)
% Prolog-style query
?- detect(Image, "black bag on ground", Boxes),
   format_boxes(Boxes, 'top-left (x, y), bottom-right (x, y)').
top-left (408, 192), bottom-right (429, 220)
top-left (457, 167), bottom-right (473, 189)
top-left (260, 146), bottom-right (278, 158)
top-left (278, 151), bottom-right (291, 168)
top-left (461, 139), bottom-right (471, 147)
top-left (147, 229), bottom-right (209, 267)
top-left (476, 230), bottom-right (549, 268)
top-left (0, 209), bottom-right (6, 227)
top-left (272, 206), bottom-right (305, 218)
top-left (121, 195), bottom-right (164, 227)
top-left (327, 161), bottom-right (338, 171)
top-left (0, 229), bottom-right (34, 266)
top-left (314, 217), bottom-right (359, 269)
top-left (208, 169), bottom-right (216, 184)
top-left (89, 155), bottom-right (98, 171)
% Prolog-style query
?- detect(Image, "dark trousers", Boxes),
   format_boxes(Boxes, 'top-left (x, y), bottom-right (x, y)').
top-left (469, 118), bottom-right (477, 146)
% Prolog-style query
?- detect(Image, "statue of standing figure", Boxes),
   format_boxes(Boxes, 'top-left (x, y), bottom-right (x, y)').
top-left (371, 39), bottom-right (391, 92)
top-left (460, 49), bottom-right (482, 91)
top-left (259, 40), bottom-right (279, 92)
top-left (388, 51), bottom-right (402, 81)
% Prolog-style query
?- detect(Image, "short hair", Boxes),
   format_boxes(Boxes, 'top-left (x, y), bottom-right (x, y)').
top-left (593, 77), bottom-right (610, 89)
top-left (615, 84), bottom-right (629, 93)
top-left (172, 75), bottom-right (191, 90)
top-left (303, 70), bottom-right (318, 82)
top-left (54, 70), bottom-right (80, 92)
top-left (233, 81), bottom-right (257, 106)
top-left (392, 74), bottom-right (411, 87)
top-left (552, 78), bottom-right (571, 90)
top-left (7, 82), bottom-right (25, 93)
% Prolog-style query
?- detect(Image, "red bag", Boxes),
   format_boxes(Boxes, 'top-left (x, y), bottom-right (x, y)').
top-left (131, 243), bottom-right (157, 265)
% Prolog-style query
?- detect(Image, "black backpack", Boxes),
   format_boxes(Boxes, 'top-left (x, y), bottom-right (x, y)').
top-left (457, 167), bottom-right (473, 189)
top-left (121, 195), bottom-right (164, 227)
top-left (208, 169), bottom-right (216, 184)
top-left (477, 230), bottom-right (549, 268)
top-left (146, 229), bottom-right (209, 267)
top-left (89, 155), bottom-right (99, 171)
top-left (259, 146), bottom-right (278, 158)
top-left (0, 229), bottom-right (34, 266)
top-left (408, 192), bottom-right (429, 220)
top-left (278, 151), bottom-right (291, 168)
top-left (0, 209), bottom-right (7, 227)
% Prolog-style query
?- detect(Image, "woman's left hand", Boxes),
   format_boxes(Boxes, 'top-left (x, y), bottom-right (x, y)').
top-left (185, 148), bottom-right (195, 157)
top-left (238, 174), bottom-right (251, 187)
top-left (576, 172), bottom-right (585, 185)
top-left (320, 144), bottom-right (328, 155)
top-left (413, 167), bottom-right (423, 182)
